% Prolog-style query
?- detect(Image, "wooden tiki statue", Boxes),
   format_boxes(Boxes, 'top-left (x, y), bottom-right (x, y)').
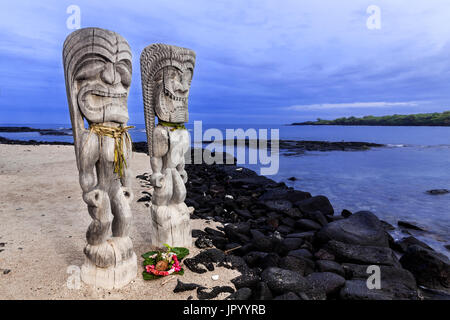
top-left (140, 44), bottom-right (196, 248)
top-left (63, 27), bottom-right (137, 289)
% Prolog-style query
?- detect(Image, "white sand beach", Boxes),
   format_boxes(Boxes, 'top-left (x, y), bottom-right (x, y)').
top-left (0, 144), bottom-right (239, 299)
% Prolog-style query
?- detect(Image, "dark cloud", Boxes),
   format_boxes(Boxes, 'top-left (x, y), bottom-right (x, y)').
top-left (0, 0), bottom-right (449, 124)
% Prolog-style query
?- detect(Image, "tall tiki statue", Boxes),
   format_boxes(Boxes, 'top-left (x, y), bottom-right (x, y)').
top-left (140, 44), bottom-right (196, 248)
top-left (63, 28), bottom-right (137, 289)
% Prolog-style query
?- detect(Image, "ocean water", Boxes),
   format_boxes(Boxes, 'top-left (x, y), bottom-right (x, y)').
top-left (1, 123), bottom-right (449, 255)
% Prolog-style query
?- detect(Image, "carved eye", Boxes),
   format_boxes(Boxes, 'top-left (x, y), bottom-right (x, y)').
top-left (185, 69), bottom-right (194, 82)
top-left (116, 61), bottom-right (132, 87)
top-left (154, 71), bottom-right (163, 82)
top-left (165, 66), bottom-right (182, 82)
top-left (184, 69), bottom-right (193, 83)
top-left (74, 58), bottom-right (106, 81)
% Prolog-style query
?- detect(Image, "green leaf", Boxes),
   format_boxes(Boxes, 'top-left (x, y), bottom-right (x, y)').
top-left (142, 271), bottom-right (161, 281)
top-left (143, 258), bottom-right (156, 266)
top-left (175, 268), bottom-right (185, 276)
top-left (142, 268), bottom-right (185, 280)
top-left (172, 247), bottom-right (189, 260)
top-left (141, 251), bottom-right (158, 259)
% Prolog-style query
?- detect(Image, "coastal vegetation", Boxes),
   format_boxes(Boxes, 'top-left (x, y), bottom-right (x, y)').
top-left (291, 111), bottom-right (450, 126)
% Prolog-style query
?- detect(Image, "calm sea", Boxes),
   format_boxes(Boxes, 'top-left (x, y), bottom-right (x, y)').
top-left (2, 123), bottom-right (449, 256)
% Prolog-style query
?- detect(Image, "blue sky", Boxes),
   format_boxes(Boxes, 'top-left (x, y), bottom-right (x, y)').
top-left (1, 0), bottom-right (450, 124)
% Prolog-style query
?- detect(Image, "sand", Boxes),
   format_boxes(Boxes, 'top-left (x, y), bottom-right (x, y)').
top-left (0, 144), bottom-right (240, 300)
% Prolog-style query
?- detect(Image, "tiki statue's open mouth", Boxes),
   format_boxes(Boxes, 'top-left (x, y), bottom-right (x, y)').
top-left (77, 85), bottom-right (129, 123)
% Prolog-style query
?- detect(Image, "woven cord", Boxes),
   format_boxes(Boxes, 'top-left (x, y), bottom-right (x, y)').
top-left (88, 124), bottom-right (134, 178)
top-left (158, 120), bottom-right (186, 131)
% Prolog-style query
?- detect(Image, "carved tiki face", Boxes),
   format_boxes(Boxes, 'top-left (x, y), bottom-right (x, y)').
top-left (140, 44), bottom-right (196, 156)
top-left (142, 44), bottom-right (195, 124)
top-left (154, 62), bottom-right (193, 123)
top-left (63, 28), bottom-right (132, 127)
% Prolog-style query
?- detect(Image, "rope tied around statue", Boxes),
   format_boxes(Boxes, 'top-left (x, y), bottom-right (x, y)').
top-left (81, 123), bottom-right (135, 178)
top-left (158, 120), bottom-right (186, 131)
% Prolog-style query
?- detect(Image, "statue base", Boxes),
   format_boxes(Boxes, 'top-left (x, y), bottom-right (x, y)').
top-left (80, 239), bottom-right (137, 289)
top-left (150, 203), bottom-right (193, 248)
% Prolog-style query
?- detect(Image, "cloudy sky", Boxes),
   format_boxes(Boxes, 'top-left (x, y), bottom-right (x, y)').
top-left (1, 0), bottom-right (450, 124)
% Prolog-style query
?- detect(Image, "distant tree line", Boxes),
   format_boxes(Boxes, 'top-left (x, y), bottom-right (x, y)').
top-left (292, 111), bottom-right (450, 126)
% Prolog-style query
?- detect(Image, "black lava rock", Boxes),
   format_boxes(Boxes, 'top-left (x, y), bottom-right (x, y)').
top-left (244, 251), bottom-right (268, 267)
top-left (195, 236), bottom-right (214, 249)
top-left (205, 227), bottom-right (227, 238)
top-left (303, 211), bottom-right (328, 226)
top-left (282, 238), bottom-right (304, 251)
top-left (173, 280), bottom-right (205, 293)
top-left (295, 195), bottom-right (334, 216)
top-left (258, 189), bottom-right (311, 203)
top-left (262, 200), bottom-right (292, 213)
top-left (261, 267), bottom-right (311, 294)
top-left (192, 229), bottom-right (207, 238)
top-left (184, 249), bottom-right (226, 274)
top-left (288, 248), bottom-right (313, 260)
top-left (317, 211), bottom-right (389, 247)
top-left (397, 220), bottom-right (427, 231)
top-left (197, 286), bottom-right (235, 300)
top-left (426, 189), bottom-right (449, 195)
top-left (341, 263), bottom-right (418, 300)
top-left (253, 281), bottom-right (273, 300)
top-left (306, 272), bottom-right (345, 295)
top-left (273, 292), bottom-right (301, 300)
top-left (231, 270), bottom-right (260, 289)
top-left (325, 240), bottom-right (400, 267)
top-left (211, 236), bottom-right (229, 250)
top-left (392, 236), bottom-right (433, 253)
top-left (279, 255), bottom-right (314, 276)
top-left (400, 245), bottom-right (450, 291)
top-left (250, 230), bottom-right (273, 253)
top-left (226, 287), bottom-right (252, 300)
top-left (260, 253), bottom-right (280, 270)
top-left (295, 219), bottom-right (322, 231)
top-left (341, 209), bottom-right (352, 218)
top-left (218, 255), bottom-right (249, 273)
top-left (316, 260), bottom-right (345, 277)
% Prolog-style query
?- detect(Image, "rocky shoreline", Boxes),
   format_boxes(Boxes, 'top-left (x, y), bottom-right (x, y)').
top-left (0, 136), bottom-right (73, 146)
top-left (0, 126), bottom-right (72, 136)
top-left (135, 152), bottom-right (450, 300)
top-left (2, 137), bottom-right (449, 300)
top-left (202, 138), bottom-right (384, 156)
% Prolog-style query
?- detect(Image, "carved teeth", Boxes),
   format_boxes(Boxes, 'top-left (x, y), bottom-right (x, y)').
top-left (90, 90), bottom-right (127, 98)
top-left (164, 89), bottom-right (187, 102)
top-left (79, 89), bottom-right (127, 114)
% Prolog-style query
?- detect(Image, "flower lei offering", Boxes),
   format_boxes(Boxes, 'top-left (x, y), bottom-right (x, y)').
top-left (141, 244), bottom-right (189, 280)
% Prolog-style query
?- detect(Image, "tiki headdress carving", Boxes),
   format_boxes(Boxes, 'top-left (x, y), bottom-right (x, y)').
top-left (140, 44), bottom-right (196, 156)
top-left (63, 27), bottom-right (132, 167)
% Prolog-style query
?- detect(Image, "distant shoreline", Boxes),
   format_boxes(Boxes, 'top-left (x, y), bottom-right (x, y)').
top-left (291, 123), bottom-right (450, 127)
top-left (202, 138), bottom-right (384, 155)
top-left (291, 111), bottom-right (450, 127)
top-left (0, 126), bottom-right (72, 136)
